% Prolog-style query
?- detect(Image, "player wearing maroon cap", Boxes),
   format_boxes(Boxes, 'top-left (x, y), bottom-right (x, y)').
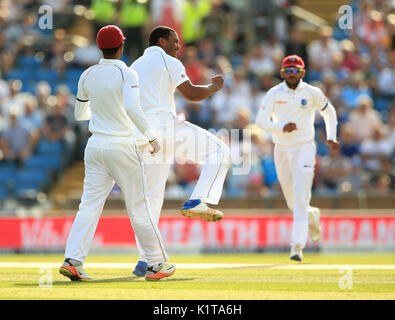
top-left (255, 55), bottom-right (339, 261)
top-left (59, 25), bottom-right (175, 281)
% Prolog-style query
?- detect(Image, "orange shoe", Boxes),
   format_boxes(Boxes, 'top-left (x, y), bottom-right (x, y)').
top-left (145, 263), bottom-right (175, 281)
top-left (59, 258), bottom-right (93, 281)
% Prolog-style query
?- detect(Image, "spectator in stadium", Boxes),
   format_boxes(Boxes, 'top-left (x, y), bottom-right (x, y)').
top-left (118, 0), bottom-right (149, 59)
top-left (1, 80), bottom-right (24, 119)
top-left (340, 71), bottom-right (373, 109)
top-left (339, 123), bottom-right (361, 159)
top-left (202, 0), bottom-right (235, 46)
top-left (356, 9), bottom-right (388, 49)
top-left (360, 126), bottom-right (393, 172)
top-left (151, 0), bottom-right (183, 40)
top-left (308, 26), bottom-right (341, 70)
top-left (183, 45), bottom-right (207, 85)
top-left (318, 146), bottom-right (354, 192)
top-left (18, 94), bottom-right (43, 148)
top-left (41, 96), bottom-right (75, 165)
top-left (348, 95), bottom-right (383, 142)
top-left (285, 28), bottom-right (309, 68)
top-left (35, 81), bottom-right (52, 113)
top-left (182, 0), bottom-right (211, 46)
top-left (41, 96), bottom-right (70, 143)
top-left (370, 158), bottom-right (395, 192)
top-left (384, 107), bottom-right (395, 158)
top-left (248, 43), bottom-right (276, 77)
top-left (210, 69), bottom-right (250, 128)
top-left (377, 52), bottom-right (395, 98)
top-left (340, 39), bottom-right (361, 73)
top-left (73, 29), bottom-right (102, 68)
top-left (0, 111), bottom-right (33, 166)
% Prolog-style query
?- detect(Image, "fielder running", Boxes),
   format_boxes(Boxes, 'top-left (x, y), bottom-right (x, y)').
top-left (255, 55), bottom-right (339, 261)
top-left (130, 26), bottom-right (230, 276)
top-left (59, 25), bottom-right (174, 281)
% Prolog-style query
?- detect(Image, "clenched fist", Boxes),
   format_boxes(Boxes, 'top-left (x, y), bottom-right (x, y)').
top-left (210, 75), bottom-right (224, 92)
top-left (283, 122), bottom-right (298, 133)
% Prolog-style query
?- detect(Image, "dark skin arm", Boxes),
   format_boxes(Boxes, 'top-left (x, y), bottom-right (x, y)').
top-left (177, 75), bottom-right (224, 101)
top-left (283, 122), bottom-right (340, 151)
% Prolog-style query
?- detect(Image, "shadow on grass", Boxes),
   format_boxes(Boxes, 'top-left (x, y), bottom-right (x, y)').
top-left (13, 276), bottom-right (194, 287)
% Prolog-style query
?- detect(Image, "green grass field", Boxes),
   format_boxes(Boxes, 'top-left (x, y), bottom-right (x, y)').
top-left (1, 253), bottom-right (395, 300)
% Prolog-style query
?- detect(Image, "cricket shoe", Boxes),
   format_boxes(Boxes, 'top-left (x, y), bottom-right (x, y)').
top-left (181, 199), bottom-right (223, 222)
top-left (133, 260), bottom-right (148, 277)
top-left (145, 263), bottom-right (175, 281)
top-left (59, 258), bottom-right (93, 281)
top-left (308, 207), bottom-right (322, 243)
top-left (289, 245), bottom-right (303, 262)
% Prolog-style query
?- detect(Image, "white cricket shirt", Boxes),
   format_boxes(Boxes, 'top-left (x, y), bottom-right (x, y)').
top-left (131, 46), bottom-right (190, 121)
top-left (75, 58), bottom-right (156, 141)
top-left (255, 80), bottom-right (338, 146)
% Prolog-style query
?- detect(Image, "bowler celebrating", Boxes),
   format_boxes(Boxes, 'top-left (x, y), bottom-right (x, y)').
top-left (130, 26), bottom-right (230, 276)
top-left (255, 55), bottom-right (339, 261)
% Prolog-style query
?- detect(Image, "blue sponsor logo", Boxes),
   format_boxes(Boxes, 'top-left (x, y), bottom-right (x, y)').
top-left (301, 99), bottom-right (307, 105)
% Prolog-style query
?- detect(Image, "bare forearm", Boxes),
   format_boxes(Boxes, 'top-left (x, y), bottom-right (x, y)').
top-left (184, 84), bottom-right (217, 101)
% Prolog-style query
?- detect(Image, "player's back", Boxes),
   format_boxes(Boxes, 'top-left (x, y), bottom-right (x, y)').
top-left (80, 59), bottom-right (134, 137)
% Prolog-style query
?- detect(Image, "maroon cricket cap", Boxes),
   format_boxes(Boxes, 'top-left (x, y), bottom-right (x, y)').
top-left (96, 25), bottom-right (126, 50)
top-left (281, 55), bottom-right (305, 69)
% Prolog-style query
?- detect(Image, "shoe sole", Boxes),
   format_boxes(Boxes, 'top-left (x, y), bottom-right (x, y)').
top-left (309, 209), bottom-right (322, 243)
top-left (290, 255), bottom-right (302, 262)
top-left (59, 266), bottom-right (91, 281)
top-left (145, 269), bottom-right (175, 281)
top-left (181, 209), bottom-right (223, 222)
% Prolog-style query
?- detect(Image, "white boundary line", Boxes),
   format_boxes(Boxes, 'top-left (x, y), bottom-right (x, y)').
top-left (1, 262), bottom-right (395, 270)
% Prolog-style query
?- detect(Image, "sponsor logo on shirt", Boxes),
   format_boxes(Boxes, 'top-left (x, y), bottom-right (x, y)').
top-left (131, 85), bottom-right (138, 88)
top-left (300, 98), bottom-right (308, 108)
top-left (275, 100), bottom-right (287, 104)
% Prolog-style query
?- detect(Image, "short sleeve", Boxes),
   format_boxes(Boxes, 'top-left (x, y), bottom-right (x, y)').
top-left (259, 89), bottom-right (275, 110)
top-left (76, 71), bottom-right (89, 102)
top-left (311, 86), bottom-right (329, 111)
top-left (168, 58), bottom-right (190, 87)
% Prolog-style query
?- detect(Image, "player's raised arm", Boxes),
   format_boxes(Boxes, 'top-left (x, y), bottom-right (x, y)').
top-left (177, 74), bottom-right (224, 101)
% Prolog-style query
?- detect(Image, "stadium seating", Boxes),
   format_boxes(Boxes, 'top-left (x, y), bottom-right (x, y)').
top-left (18, 56), bottom-right (41, 70)
top-left (36, 140), bottom-right (63, 156)
top-left (34, 69), bottom-right (59, 83)
top-left (24, 154), bottom-right (63, 172)
top-left (5, 69), bottom-right (34, 83)
top-left (13, 168), bottom-right (50, 197)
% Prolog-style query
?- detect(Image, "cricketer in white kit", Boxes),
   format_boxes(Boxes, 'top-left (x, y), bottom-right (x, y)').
top-left (59, 25), bottom-right (175, 281)
top-left (130, 26), bottom-right (230, 276)
top-left (255, 55), bottom-right (339, 261)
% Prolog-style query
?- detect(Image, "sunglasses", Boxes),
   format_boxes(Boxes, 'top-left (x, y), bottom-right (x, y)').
top-left (281, 68), bottom-right (304, 74)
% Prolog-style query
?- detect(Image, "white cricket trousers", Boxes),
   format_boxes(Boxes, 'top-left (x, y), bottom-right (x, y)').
top-left (64, 133), bottom-right (168, 265)
top-left (274, 142), bottom-right (316, 248)
top-left (136, 115), bottom-right (230, 262)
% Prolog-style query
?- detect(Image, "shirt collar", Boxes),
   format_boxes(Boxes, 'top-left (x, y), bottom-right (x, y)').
top-left (98, 58), bottom-right (127, 68)
top-left (143, 46), bottom-right (167, 56)
top-left (282, 79), bottom-right (306, 92)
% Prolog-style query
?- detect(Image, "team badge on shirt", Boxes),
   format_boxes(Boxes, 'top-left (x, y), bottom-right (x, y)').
top-left (301, 99), bottom-right (307, 105)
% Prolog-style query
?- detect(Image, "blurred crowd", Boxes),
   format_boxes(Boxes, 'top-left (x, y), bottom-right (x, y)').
top-left (0, 0), bottom-right (395, 204)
